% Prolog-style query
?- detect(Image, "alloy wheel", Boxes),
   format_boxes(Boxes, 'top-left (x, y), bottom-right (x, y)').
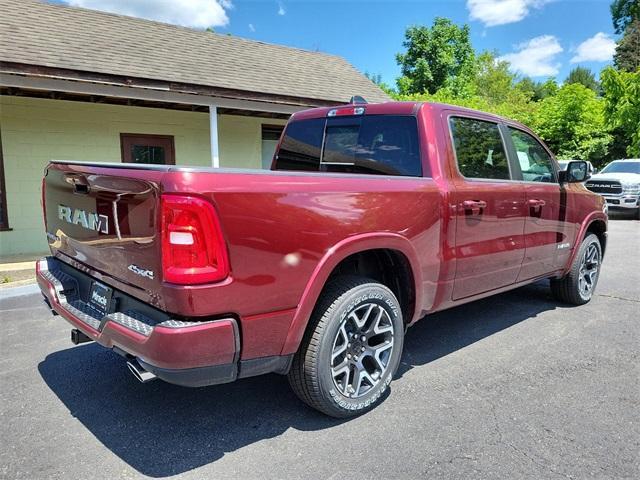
top-left (578, 243), bottom-right (600, 298)
top-left (330, 302), bottom-right (395, 398)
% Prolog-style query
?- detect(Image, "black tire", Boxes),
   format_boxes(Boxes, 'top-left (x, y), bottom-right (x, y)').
top-left (288, 275), bottom-right (404, 418)
top-left (550, 233), bottom-right (602, 305)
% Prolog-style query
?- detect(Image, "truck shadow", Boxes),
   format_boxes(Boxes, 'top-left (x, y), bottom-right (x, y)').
top-left (38, 280), bottom-right (564, 477)
top-left (397, 280), bottom-right (560, 378)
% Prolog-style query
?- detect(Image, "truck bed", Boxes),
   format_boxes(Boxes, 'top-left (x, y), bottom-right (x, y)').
top-left (44, 160), bottom-right (442, 322)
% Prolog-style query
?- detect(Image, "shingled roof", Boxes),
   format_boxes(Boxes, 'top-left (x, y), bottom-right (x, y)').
top-left (0, 0), bottom-right (389, 106)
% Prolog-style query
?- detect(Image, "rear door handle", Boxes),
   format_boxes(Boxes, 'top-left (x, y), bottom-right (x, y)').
top-left (462, 200), bottom-right (487, 215)
top-left (528, 199), bottom-right (546, 208)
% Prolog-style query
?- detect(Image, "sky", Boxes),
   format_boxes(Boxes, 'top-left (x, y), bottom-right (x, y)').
top-left (52, 1), bottom-right (618, 86)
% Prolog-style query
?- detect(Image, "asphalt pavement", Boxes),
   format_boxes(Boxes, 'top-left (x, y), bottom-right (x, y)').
top-left (1, 218), bottom-right (638, 479)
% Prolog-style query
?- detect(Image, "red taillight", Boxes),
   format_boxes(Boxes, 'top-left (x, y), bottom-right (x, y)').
top-left (161, 194), bottom-right (229, 285)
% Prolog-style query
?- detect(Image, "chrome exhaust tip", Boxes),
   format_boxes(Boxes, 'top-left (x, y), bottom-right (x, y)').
top-left (127, 360), bottom-right (157, 383)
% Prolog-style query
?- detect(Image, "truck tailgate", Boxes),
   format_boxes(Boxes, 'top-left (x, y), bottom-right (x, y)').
top-left (44, 162), bottom-right (166, 291)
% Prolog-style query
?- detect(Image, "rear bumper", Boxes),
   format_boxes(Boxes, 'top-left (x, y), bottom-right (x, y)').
top-left (37, 256), bottom-right (241, 386)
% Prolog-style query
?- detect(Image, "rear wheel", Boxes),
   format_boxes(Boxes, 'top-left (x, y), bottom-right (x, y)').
top-left (550, 233), bottom-right (602, 305)
top-left (288, 276), bottom-right (404, 418)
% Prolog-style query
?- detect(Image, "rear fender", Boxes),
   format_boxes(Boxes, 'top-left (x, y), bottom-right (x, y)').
top-left (280, 233), bottom-right (423, 355)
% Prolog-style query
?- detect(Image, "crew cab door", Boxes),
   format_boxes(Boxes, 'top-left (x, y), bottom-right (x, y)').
top-left (503, 126), bottom-right (575, 280)
top-left (448, 115), bottom-right (527, 300)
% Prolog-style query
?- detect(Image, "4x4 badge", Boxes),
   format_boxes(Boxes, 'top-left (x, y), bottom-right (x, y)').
top-left (128, 264), bottom-right (154, 279)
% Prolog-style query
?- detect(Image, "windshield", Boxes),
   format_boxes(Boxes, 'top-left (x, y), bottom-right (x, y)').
top-left (600, 161), bottom-right (640, 174)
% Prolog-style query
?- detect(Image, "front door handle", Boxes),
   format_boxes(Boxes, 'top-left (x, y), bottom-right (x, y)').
top-left (462, 200), bottom-right (487, 215)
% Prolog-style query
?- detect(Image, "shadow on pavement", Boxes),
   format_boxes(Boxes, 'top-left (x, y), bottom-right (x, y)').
top-left (38, 280), bottom-right (564, 477)
top-left (397, 280), bottom-right (561, 377)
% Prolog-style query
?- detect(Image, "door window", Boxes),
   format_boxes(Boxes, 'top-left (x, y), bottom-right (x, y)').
top-left (508, 128), bottom-right (555, 182)
top-left (450, 117), bottom-right (510, 180)
top-left (120, 134), bottom-right (175, 165)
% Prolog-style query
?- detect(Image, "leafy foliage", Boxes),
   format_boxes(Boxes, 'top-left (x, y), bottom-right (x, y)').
top-left (565, 67), bottom-right (599, 92)
top-left (364, 72), bottom-right (383, 85)
top-left (396, 18), bottom-right (475, 95)
top-left (516, 78), bottom-right (560, 101)
top-left (610, 0), bottom-right (640, 34)
top-left (601, 67), bottom-right (640, 156)
top-left (394, 51), bottom-right (538, 126)
top-left (533, 84), bottom-right (612, 165)
top-left (474, 51), bottom-right (515, 102)
top-left (614, 17), bottom-right (640, 72)
top-left (537, 78), bottom-right (560, 99)
top-left (364, 72), bottom-right (395, 96)
top-left (384, 10), bottom-right (637, 164)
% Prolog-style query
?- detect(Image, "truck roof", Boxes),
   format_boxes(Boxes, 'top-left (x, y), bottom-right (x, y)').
top-left (290, 101), bottom-right (511, 125)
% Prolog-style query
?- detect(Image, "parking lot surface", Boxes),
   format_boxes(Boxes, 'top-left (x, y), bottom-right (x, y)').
top-left (1, 219), bottom-right (638, 479)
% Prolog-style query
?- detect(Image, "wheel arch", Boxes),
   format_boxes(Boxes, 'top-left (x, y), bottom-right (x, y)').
top-left (565, 212), bottom-right (608, 275)
top-left (280, 233), bottom-right (423, 355)
top-left (585, 218), bottom-right (607, 257)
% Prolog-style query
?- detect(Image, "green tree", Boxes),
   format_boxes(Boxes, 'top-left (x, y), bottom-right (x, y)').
top-left (515, 77), bottom-right (537, 98)
top-left (515, 77), bottom-right (557, 101)
top-left (394, 49), bottom-right (539, 127)
top-left (364, 72), bottom-right (395, 96)
top-left (365, 72), bottom-right (380, 84)
top-left (610, 0), bottom-right (639, 34)
top-left (395, 83), bottom-right (538, 128)
top-left (538, 78), bottom-right (559, 99)
top-left (565, 67), bottom-right (599, 92)
top-left (601, 66), bottom-right (640, 156)
top-left (395, 18), bottom-right (475, 95)
top-left (474, 51), bottom-right (516, 103)
top-left (614, 17), bottom-right (640, 72)
top-left (534, 83), bottom-right (612, 165)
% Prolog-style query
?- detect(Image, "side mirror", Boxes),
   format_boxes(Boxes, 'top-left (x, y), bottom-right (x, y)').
top-left (559, 160), bottom-right (590, 183)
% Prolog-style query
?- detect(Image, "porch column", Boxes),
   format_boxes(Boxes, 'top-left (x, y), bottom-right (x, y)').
top-left (209, 105), bottom-right (220, 168)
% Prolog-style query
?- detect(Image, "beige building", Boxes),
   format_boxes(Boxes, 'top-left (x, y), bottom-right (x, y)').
top-left (0, 0), bottom-right (388, 257)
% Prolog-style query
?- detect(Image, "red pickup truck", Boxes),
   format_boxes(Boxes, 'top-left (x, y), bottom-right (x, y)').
top-left (37, 101), bottom-right (607, 417)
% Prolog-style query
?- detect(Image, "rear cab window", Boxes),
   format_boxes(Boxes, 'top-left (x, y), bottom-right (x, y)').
top-left (274, 114), bottom-right (422, 177)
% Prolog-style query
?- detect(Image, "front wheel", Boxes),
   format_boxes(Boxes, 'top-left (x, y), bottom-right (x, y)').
top-left (550, 233), bottom-right (602, 305)
top-left (288, 276), bottom-right (404, 418)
